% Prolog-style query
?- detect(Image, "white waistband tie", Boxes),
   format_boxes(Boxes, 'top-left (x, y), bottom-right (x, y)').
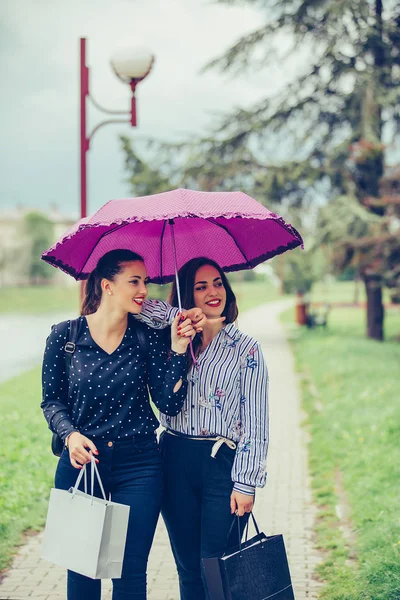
top-left (211, 436), bottom-right (237, 458)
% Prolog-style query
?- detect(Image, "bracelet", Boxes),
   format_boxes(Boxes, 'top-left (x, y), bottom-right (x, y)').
top-left (170, 349), bottom-right (186, 357)
top-left (65, 431), bottom-right (78, 449)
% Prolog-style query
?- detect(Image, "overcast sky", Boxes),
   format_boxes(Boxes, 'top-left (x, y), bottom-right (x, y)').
top-left (1, 0), bottom-right (296, 216)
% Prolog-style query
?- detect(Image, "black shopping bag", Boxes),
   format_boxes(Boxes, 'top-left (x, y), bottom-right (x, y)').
top-left (202, 513), bottom-right (295, 600)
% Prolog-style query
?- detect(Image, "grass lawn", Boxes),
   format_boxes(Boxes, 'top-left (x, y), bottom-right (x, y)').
top-left (309, 279), bottom-right (393, 306)
top-left (233, 279), bottom-right (281, 312)
top-left (0, 283), bottom-right (167, 315)
top-left (0, 284), bottom-right (81, 315)
top-left (0, 278), bottom-right (393, 316)
top-left (0, 368), bottom-right (56, 572)
top-left (281, 306), bottom-right (400, 599)
top-left (0, 278), bottom-right (280, 316)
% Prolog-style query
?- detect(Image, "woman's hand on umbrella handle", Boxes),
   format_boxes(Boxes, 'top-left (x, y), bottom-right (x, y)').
top-left (182, 308), bottom-right (206, 332)
top-left (171, 316), bottom-right (195, 354)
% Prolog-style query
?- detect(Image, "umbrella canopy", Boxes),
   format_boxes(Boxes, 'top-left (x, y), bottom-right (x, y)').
top-left (42, 189), bottom-right (303, 284)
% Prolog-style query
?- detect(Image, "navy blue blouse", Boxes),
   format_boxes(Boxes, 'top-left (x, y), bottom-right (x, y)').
top-left (41, 315), bottom-right (187, 442)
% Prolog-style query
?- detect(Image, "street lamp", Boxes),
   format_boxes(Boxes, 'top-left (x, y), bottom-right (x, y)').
top-left (80, 37), bottom-right (155, 220)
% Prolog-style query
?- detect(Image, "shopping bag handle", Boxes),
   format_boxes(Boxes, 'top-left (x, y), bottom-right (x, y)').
top-left (223, 512), bottom-right (262, 556)
top-left (90, 456), bottom-right (107, 501)
top-left (71, 456), bottom-right (107, 502)
top-left (72, 467), bottom-right (88, 494)
top-left (244, 512), bottom-right (261, 542)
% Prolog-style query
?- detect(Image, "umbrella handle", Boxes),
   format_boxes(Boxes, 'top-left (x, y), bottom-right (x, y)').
top-left (178, 312), bottom-right (198, 367)
top-left (169, 219), bottom-right (182, 314)
top-left (169, 220), bottom-right (198, 368)
top-left (188, 338), bottom-right (198, 368)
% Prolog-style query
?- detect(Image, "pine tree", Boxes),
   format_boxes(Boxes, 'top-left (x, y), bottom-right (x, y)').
top-left (200, 0), bottom-right (400, 340)
top-left (120, 136), bottom-right (173, 197)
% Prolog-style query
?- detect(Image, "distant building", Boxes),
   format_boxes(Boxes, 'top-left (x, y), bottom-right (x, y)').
top-left (0, 205), bottom-right (77, 286)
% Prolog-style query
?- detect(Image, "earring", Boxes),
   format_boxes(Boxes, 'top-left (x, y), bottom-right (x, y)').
top-left (108, 292), bottom-right (112, 296)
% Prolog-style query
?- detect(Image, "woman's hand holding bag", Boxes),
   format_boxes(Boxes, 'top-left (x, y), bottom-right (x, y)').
top-left (67, 432), bottom-right (99, 469)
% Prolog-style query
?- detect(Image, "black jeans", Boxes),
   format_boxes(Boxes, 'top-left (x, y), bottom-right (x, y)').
top-left (55, 436), bottom-right (162, 600)
top-left (160, 432), bottom-right (249, 600)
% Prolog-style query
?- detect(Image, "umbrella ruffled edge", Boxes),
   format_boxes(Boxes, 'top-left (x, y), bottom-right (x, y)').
top-left (42, 235), bottom-right (303, 284)
top-left (42, 212), bottom-right (304, 259)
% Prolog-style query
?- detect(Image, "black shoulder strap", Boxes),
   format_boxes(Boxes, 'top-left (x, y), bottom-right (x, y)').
top-left (64, 318), bottom-right (80, 374)
top-left (135, 321), bottom-right (149, 358)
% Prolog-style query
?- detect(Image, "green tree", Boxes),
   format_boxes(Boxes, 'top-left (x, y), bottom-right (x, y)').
top-left (316, 153), bottom-right (400, 338)
top-left (196, 0), bottom-right (400, 340)
top-left (121, 136), bottom-right (173, 197)
top-left (276, 241), bottom-right (327, 295)
top-left (22, 211), bottom-right (55, 285)
top-left (121, 135), bottom-right (317, 300)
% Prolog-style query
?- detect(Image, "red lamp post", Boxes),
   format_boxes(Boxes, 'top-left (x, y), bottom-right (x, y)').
top-left (79, 37), bottom-right (155, 220)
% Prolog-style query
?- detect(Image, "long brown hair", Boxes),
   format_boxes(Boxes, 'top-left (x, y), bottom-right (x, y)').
top-left (81, 249), bottom-right (144, 316)
top-left (168, 257), bottom-right (238, 369)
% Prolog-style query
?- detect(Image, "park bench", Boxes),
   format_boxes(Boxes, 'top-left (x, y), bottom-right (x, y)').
top-left (305, 302), bottom-right (331, 329)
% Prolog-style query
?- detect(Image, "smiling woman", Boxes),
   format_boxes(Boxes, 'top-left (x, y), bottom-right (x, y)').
top-left (40, 248), bottom-right (195, 600)
top-left (161, 256), bottom-right (269, 600)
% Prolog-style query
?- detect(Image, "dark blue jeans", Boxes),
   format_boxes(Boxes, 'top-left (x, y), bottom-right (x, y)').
top-left (160, 433), bottom-right (249, 600)
top-left (55, 436), bottom-right (162, 600)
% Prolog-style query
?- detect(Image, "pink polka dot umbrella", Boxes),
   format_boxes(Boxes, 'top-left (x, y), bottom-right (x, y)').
top-left (42, 188), bottom-right (303, 293)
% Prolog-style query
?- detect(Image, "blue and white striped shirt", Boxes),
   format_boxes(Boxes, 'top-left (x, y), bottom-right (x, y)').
top-left (138, 300), bottom-right (269, 496)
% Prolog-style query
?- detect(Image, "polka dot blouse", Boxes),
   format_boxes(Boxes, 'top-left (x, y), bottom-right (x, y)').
top-left (41, 315), bottom-right (187, 442)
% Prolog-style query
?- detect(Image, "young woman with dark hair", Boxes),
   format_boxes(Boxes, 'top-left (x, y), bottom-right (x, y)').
top-left (41, 249), bottom-right (196, 600)
top-left (159, 257), bottom-right (270, 600)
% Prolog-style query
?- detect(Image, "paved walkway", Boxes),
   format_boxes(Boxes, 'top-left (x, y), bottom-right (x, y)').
top-left (0, 300), bottom-right (323, 599)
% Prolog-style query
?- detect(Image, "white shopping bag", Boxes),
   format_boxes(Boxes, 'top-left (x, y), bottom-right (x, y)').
top-left (41, 456), bottom-right (130, 579)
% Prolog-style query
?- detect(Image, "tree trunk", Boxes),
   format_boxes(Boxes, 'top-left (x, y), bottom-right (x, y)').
top-left (364, 275), bottom-right (384, 340)
top-left (358, 0), bottom-right (385, 340)
top-left (295, 292), bottom-right (308, 326)
top-left (353, 276), bottom-right (361, 306)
